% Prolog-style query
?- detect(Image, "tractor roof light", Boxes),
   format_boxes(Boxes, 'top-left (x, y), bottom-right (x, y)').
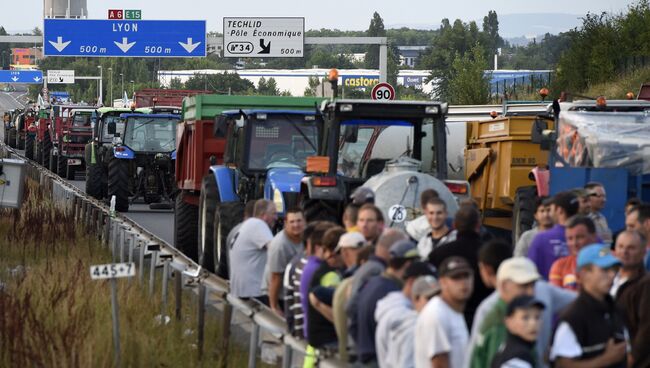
top-left (490, 111), bottom-right (498, 119)
top-left (328, 68), bottom-right (339, 82)
top-left (539, 87), bottom-right (549, 100)
top-left (626, 92), bottom-right (635, 100)
top-left (340, 104), bottom-right (353, 112)
top-left (425, 106), bottom-right (439, 114)
top-left (596, 96), bottom-right (607, 107)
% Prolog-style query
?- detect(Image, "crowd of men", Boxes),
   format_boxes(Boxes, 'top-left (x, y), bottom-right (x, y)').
top-left (224, 182), bottom-right (650, 368)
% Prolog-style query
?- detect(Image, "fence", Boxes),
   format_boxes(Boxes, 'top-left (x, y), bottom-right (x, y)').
top-left (0, 142), bottom-right (342, 368)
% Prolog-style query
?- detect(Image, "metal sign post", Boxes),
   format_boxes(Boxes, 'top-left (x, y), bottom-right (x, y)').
top-left (90, 262), bottom-right (136, 367)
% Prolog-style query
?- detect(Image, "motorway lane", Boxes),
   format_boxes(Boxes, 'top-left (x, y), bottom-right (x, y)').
top-left (0, 93), bottom-right (176, 246)
top-left (66, 179), bottom-right (175, 245)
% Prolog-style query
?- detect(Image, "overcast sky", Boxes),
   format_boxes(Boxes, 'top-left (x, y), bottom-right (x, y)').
top-left (3, 0), bottom-right (638, 32)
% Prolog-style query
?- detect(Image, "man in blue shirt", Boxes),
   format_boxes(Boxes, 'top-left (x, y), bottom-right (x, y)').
top-left (527, 192), bottom-right (579, 279)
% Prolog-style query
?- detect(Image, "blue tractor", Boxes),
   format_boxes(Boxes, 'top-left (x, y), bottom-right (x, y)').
top-left (198, 109), bottom-right (321, 277)
top-left (530, 98), bottom-right (650, 233)
top-left (106, 113), bottom-right (180, 212)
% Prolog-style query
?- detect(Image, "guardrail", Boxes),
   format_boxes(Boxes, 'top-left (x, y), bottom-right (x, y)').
top-left (0, 142), bottom-right (343, 368)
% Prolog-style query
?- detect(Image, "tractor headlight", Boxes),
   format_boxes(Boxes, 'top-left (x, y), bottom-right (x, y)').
top-left (273, 188), bottom-right (284, 214)
top-left (112, 136), bottom-right (122, 145)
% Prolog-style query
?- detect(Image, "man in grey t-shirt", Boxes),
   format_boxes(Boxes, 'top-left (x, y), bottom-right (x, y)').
top-left (263, 208), bottom-right (306, 315)
top-left (514, 197), bottom-right (553, 257)
top-left (229, 200), bottom-right (277, 300)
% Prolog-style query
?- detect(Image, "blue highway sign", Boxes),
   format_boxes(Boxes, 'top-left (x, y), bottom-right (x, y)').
top-left (0, 70), bottom-right (43, 84)
top-left (44, 19), bottom-right (206, 58)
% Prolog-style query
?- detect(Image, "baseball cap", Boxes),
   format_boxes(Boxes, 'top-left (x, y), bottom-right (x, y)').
top-left (496, 258), bottom-right (541, 284)
top-left (389, 239), bottom-right (419, 259)
top-left (506, 295), bottom-right (546, 316)
top-left (404, 261), bottom-right (436, 280)
top-left (547, 191), bottom-right (579, 216)
top-left (438, 256), bottom-right (473, 278)
top-left (412, 275), bottom-right (440, 299)
top-left (335, 232), bottom-right (367, 253)
top-left (351, 187), bottom-right (375, 206)
top-left (577, 243), bottom-right (621, 270)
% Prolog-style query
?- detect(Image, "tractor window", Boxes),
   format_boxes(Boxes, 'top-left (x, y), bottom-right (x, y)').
top-left (73, 114), bottom-right (91, 127)
top-left (246, 115), bottom-right (319, 171)
top-left (101, 115), bottom-right (125, 140)
top-left (338, 128), bottom-right (374, 178)
top-left (124, 117), bottom-right (178, 152)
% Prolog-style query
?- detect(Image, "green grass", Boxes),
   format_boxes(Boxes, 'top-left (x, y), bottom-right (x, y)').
top-left (582, 66), bottom-right (650, 99)
top-left (0, 179), bottom-right (272, 367)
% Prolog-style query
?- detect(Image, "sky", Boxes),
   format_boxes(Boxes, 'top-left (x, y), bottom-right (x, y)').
top-left (3, 0), bottom-right (638, 33)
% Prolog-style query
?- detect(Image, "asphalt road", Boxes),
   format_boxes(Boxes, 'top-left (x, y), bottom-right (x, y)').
top-left (0, 91), bottom-right (175, 245)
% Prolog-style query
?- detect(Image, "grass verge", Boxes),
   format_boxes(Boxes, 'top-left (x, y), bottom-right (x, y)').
top-left (0, 179), bottom-right (269, 367)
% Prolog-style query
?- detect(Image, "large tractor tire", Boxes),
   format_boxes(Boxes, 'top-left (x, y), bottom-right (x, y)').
top-left (57, 153), bottom-right (67, 178)
top-left (42, 132), bottom-right (52, 169)
top-left (303, 198), bottom-right (341, 223)
top-left (174, 190), bottom-right (199, 262)
top-left (65, 162), bottom-right (76, 180)
top-left (49, 149), bottom-right (58, 174)
top-left (214, 201), bottom-right (244, 280)
top-left (24, 134), bottom-right (34, 160)
top-left (7, 128), bottom-right (16, 148)
top-left (512, 186), bottom-right (538, 247)
top-left (198, 175), bottom-right (219, 273)
top-left (86, 162), bottom-right (105, 199)
top-left (107, 158), bottom-right (130, 212)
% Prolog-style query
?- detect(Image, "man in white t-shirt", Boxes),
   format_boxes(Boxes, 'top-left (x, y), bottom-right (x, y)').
top-left (229, 199), bottom-right (278, 301)
top-left (415, 256), bottom-right (474, 368)
top-left (417, 197), bottom-right (451, 259)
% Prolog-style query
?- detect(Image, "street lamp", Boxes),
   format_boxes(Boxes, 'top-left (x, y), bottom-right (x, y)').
top-left (120, 73), bottom-right (124, 97)
top-left (97, 65), bottom-right (103, 106)
top-left (1, 51), bottom-right (6, 70)
top-left (108, 67), bottom-right (113, 107)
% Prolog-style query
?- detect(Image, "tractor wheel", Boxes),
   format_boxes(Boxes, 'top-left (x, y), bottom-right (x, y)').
top-left (7, 128), bottom-right (16, 148)
top-left (214, 201), bottom-right (244, 280)
top-left (198, 175), bottom-right (219, 273)
top-left (108, 158), bottom-right (130, 212)
top-left (57, 153), bottom-right (67, 177)
top-left (42, 132), bottom-right (52, 169)
top-left (174, 190), bottom-right (199, 262)
top-left (25, 134), bottom-right (34, 160)
top-left (65, 162), bottom-right (76, 180)
top-left (49, 149), bottom-right (58, 174)
top-left (303, 198), bottom-right (341, 223)
top-left (86, 162), bottom-right (105, 199)
top-left (512, 186), bottom-right (538, 247)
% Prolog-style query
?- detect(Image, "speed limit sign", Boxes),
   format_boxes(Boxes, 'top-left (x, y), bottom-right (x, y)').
top-left (371, 82), bottom-right (395, 101)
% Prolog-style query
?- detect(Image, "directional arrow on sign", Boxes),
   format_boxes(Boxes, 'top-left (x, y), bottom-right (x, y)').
top-left (48, 36), bottom-right (71, 52)
top-left (258, 39), bottom-right (271, 54)
top-left (11, 76), bottom-right (18, 82)
top-left (114, 37), bottom-right (136, 53)
top-left (34, 76), bottom-right (41, 82)
top-left (179, 38), bottom-right (201, 53)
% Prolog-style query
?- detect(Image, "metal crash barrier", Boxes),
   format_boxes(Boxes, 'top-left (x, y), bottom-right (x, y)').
top-left (0, 142), bottom-right (343, 367)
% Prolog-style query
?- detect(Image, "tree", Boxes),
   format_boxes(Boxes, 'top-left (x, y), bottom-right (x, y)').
top-left (31, 27), bottom-right (42, 36)
top-left (169, 78), bottom-right (184, 89)
top-left (448, 44), bottom-right (491, 104)
top-left (257, 77), bottom-right (280, 95)
top-left (184, 72), bottom-right (255, 94)
top-left (365, 12), bottom-right (386, 69)
top-left (304, 76), bottom-right (323, 96)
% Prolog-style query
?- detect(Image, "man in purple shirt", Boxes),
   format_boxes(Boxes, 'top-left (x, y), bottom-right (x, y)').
top-left (527, 192), bottom-right (579, 279)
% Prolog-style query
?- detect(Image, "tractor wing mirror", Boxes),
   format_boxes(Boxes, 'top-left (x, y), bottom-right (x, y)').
top-left (343, 125), bottom-right (358, 143)
top-left (214, 116), bottom-right (228, 138)
top-left (107, 121), bottom-right (116, 135)
top-left (531, 118), bottom-right (555, 150)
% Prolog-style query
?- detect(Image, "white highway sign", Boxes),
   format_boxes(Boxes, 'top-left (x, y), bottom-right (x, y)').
top-left (90, 262), bottom-right (136, 280)
top-left (223, 17), bottom-right (304, 58)
top-left (47, 70), bottom-right (75, 84)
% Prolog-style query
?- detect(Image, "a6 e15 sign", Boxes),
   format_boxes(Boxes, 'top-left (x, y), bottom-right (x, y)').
top-left (371, 82), bottom-right (395, 100)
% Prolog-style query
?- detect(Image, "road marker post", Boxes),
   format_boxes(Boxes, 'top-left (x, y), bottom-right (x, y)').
top-left (90, 262), bottom-right (136, 367)
top-left (147, 243), bottom-right (160, 295)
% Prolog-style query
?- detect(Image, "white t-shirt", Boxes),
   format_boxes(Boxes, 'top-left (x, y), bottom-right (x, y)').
top-left (549, 322), bottom-right (583, 361)
top-left (228, 217), bottom-right (273, 298)
top-left (414, 296), bottom-right (469, 368)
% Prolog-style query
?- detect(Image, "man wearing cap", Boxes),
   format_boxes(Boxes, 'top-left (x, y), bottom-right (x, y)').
top-left (585, 182), bottom-right (612, 245)
top-left (527, 191), bottom-right (579, 280)
top-left (469, 258), bottom-right (540, 368)
top-left (351, 186), bottom-right (376, 207)
top-left (354, 239), bottom-right (420, 367)
top-left (415, 256), bottom-right (474, 368)
top-left (548, 216), bottom-right (598, 291)
top-left (336, 232), bottom-right (366, 278)
top-left (550, 244), bottom-right (627, 368)
top-left (375, 263), bottom-right (437, 368)
top-left (490, 296), bottom-right (546, 368)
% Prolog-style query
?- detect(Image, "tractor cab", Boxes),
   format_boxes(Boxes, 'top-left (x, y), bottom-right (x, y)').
top-left (112, 113), bottom-right (179, 155)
